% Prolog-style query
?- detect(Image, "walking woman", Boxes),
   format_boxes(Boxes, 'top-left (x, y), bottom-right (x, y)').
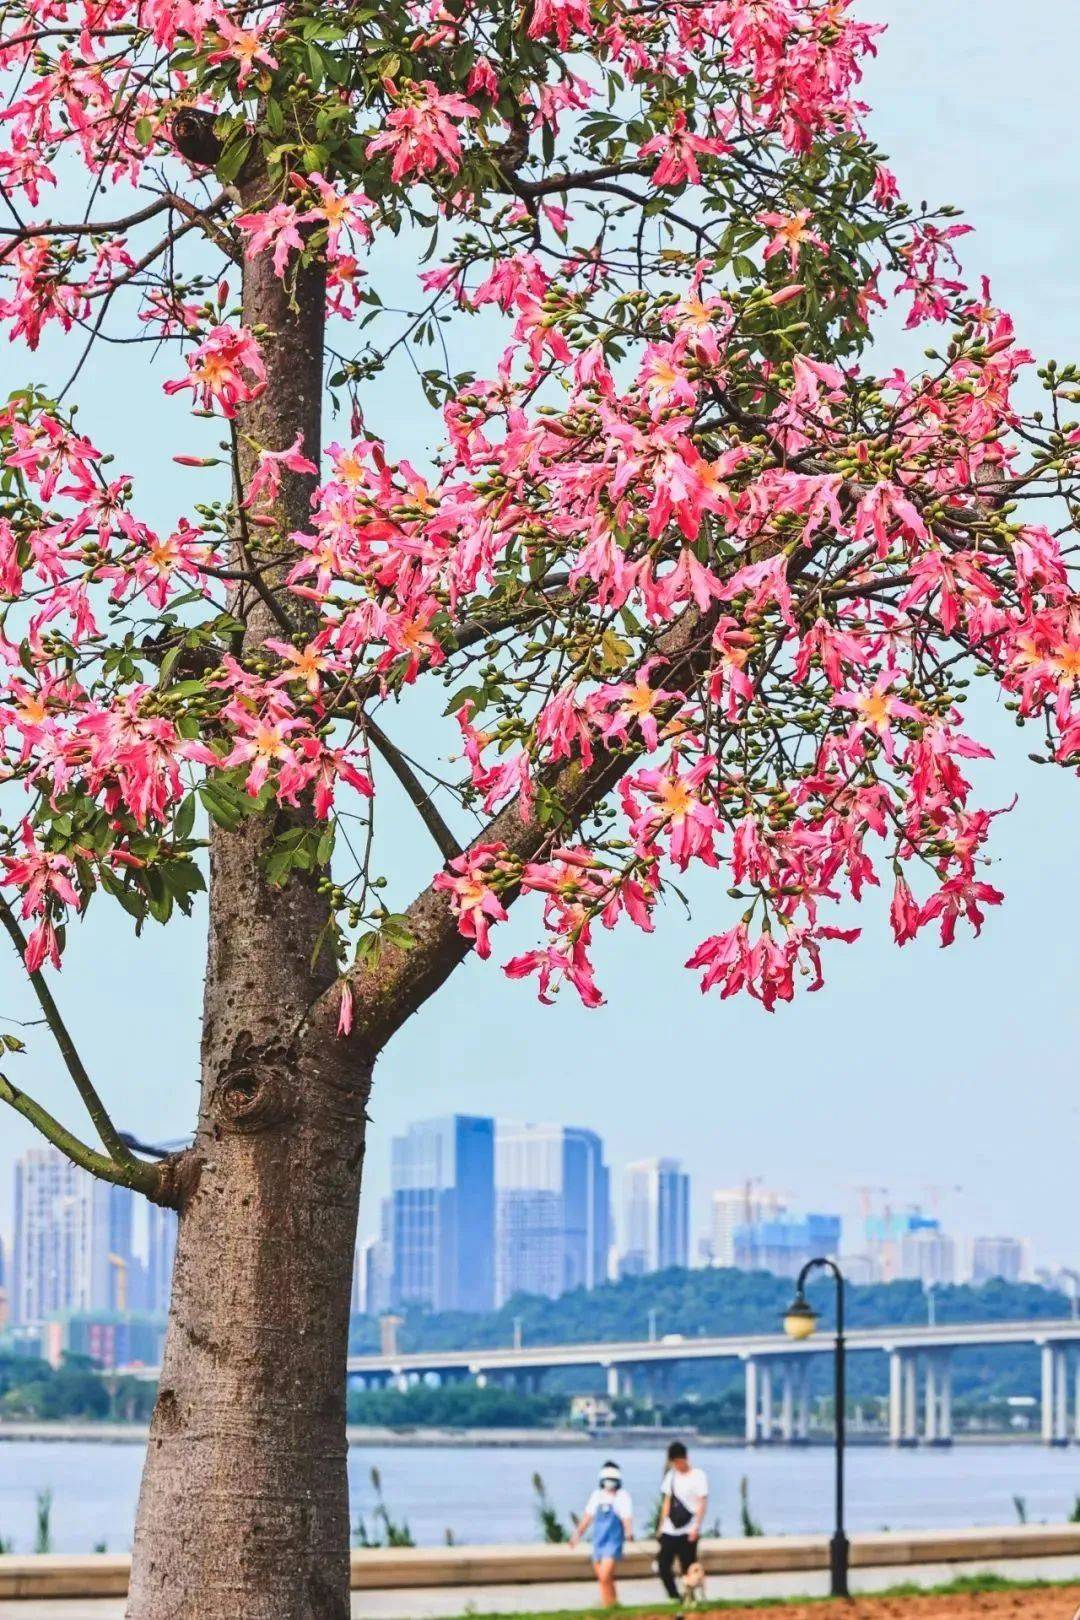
top-left (570, 1460), bottom-right (634, 1608)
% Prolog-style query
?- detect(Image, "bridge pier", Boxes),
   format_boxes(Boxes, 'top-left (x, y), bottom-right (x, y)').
top-left (796, 1357), bottom-right (811, 1441)
top-left (760, 1361), bottom-right (774, 1441)
top-left (606, 1364), bottom-right (633, 1400)
top-left (888, 1350), bottom-right (952, 1445)
top-left (1042, 1343), bottom-right (1072, 1445)
top-left (779, 1361), bottom-right (794, 1442)
top-left (776, 1359), bottom-right (810, 1443)
top-left (924, 1352), bottom-right (953, 1446)
top-left (744, 1357), bottom-right (759, 1444)
top-left (745, 1357), bottom-right (809, 1444)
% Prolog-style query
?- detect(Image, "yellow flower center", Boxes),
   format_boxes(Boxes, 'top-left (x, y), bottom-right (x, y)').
top-left (859, 690), bottom-right (892, 728)
top-left (626, 682), bottom-right (657, 716)
top-left (1052, 644), bottom-right (1080, 678)
top-left (657, 778), bottom-right (693, 819)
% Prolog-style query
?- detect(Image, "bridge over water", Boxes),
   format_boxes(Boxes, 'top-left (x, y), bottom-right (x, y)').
top-left (340, 1317), bottom-right (1080, 1447)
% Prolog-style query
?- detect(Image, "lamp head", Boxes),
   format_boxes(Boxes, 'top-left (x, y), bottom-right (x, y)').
top-left (783, 1290), bottom-right (819, 1341)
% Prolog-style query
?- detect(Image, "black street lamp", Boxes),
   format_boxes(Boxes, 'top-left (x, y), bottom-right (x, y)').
top-left (784, 1257), bottom-right (849, 1599)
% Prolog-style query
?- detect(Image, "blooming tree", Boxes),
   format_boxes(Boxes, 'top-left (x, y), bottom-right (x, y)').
top-left (2, 0), bottom-right (1079, 1607)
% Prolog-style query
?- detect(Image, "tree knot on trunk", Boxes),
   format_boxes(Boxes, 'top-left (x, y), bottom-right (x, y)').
top-left (151, 1146), bottom-right (203, 1211)
top-left (210, 1031), bottom-right (296, 1134)
top-left (171, 107), bottom-right (224, 170)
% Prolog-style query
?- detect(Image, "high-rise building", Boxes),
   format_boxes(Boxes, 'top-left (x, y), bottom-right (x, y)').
top-left (145, 1202), bottom-right (178, 1317)
top-left (13, 1149), bottom-right (81, 1326)
top-left (865, 1208), bottom-right (942, 1283)
top-left (12, 1149), bottom-right (139, 1327)
top-left (355, 1200), bottom-right (393, 1316)
top-left (495, 1123), bottom-right (609, 1306)
top-left (622, 1159), bottom-right (690, 1275)
top-left (734, 1211), bottom-right (842, 1278)
top-left (390, 1116), bottom-right (495, 1313)
top-left (97, 1180), bottom-right (136, 1313)
top-left (898, 1225), bottom-right (956, 1285)
top-left (710, 1186), bottom-right (787, 1268)
top-left (971, 1236), bottom-right (1024, 1285)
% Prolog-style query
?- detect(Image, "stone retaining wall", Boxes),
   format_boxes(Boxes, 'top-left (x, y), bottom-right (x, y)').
top-left (2, 1524), bottom-right (1079, 1599)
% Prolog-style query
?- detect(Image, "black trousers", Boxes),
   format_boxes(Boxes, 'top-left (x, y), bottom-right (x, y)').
top-left (658, 1532), bottom-right (696, 1599)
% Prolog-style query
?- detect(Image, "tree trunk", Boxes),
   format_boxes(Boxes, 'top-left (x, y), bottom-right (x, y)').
top-left (127, 235), bottom-right (372, 1618)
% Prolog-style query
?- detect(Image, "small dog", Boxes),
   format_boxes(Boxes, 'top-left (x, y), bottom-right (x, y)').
top-left (681, 1560), bottom-right (707, 1606)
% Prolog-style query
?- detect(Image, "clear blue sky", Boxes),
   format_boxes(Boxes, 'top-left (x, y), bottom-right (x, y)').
top-left (2, 0), bottom-right (1078, 1270)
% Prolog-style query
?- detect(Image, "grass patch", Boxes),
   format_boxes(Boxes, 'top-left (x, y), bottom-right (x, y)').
top-left (439, 1570), bottom-right (1078, 1620)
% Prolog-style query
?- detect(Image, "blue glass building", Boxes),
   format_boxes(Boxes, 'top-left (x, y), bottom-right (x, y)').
top-left (494, 1123), bottom-right (609, 1305)
top-left (390, 1115), bottom-right (495, 1312)
top-left (733, 1211), bottom-right (842, 1278)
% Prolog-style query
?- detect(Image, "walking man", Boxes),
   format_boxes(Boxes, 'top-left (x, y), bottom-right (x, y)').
top-left (657, 1441), bottom-right (709, 1601)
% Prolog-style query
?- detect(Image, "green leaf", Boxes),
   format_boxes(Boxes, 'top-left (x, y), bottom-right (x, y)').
top-left (174, 794), bottom-right (197, 842)
top-left (380, 915), bottom-right (415, 951)
top-left (217, 133), bottom-right (253, 184)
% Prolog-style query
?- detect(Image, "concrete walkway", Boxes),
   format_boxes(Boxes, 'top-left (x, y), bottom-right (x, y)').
top-left (5, 1554), bottom-right (1078, 1619)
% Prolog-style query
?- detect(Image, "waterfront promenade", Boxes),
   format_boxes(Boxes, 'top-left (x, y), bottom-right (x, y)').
top-left (4, 1526), bottom-right (1080, 1614)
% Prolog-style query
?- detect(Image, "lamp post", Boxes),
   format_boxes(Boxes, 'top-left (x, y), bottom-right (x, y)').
top-left (784, 1257), bottom-right (849, 1600)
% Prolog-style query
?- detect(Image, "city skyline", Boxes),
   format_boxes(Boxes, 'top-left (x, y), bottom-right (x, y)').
top-left (343, 1114), bottom-right (1050, 1303)
top-left (1, 1129), bottom-right (1064, 1323)
top-left (1, 1134), bottom-right (1054, 1365)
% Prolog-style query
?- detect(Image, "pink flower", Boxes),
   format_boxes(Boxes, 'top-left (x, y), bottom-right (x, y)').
top-left (757, 209), bottom-right (827, 271)
top-left (504, 942), bottom-right (604, 1008)
top-left (299, 174), bottom-right (372, 258)
top-left (921, 877), bottom-right (1004, 947)
top-left (206, 18), bottom-right (278, 86)
top-left (3, 821), bottom-right (79, 919)
top-left (834, 675), bottom-right (924, 762)
top-left (434, 843), bottom-right (512, 958)
top-left (337, 983), bottom-right (354, 1037)
top-left (622, 758), bottom-right (721, 870)
top-left (526, 0), bottom-right (592, 48)
top-left (640, 112), bottom-right (731, 189)
top-left (244, 432), bottom-right (318, 507)
top-left (235, 204), bottom-right (304, 279)
top-left (219, 706), bottom-right (308, 796)
top-left (889, 874), bottom-right (923, 945)
top-left (366, 82), bottom-right (479, 182)
top-left (163, 325), bottom-right (266, 418)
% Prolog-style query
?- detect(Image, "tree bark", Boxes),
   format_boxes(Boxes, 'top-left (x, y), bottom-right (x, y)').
top-left (127, 240), bottom-right (372, 1618)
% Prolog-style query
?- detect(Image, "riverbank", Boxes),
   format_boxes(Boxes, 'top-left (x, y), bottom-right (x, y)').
top-left (0, 1423), bottom-right (613, 1447)
top-left (0, 1423), bottom-right (1041, 1447)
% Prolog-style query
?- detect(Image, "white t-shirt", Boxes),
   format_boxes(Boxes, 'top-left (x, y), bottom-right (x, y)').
top-left (584, 1486), bottom-right (634, 1524)
top-left (661, 1466), bottom-right (708, 1536)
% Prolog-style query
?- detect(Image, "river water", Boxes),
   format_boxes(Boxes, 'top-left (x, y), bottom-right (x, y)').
top-left (1, 1441), bottom-right (1079, 1555)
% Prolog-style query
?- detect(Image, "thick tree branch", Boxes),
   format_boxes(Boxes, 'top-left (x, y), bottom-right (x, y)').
top-left (364, 712), bottom-right (463, 863)
top-left (317, 603), bottom-right (711, 1054)
top-left (515, 161), bottom-right (650, 198)
top-left (0, 890), bottom-right (137, 1166)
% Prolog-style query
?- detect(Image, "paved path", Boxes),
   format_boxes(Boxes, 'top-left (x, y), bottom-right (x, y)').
top-left (5, 1553), bottom-right (1078, 1619)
